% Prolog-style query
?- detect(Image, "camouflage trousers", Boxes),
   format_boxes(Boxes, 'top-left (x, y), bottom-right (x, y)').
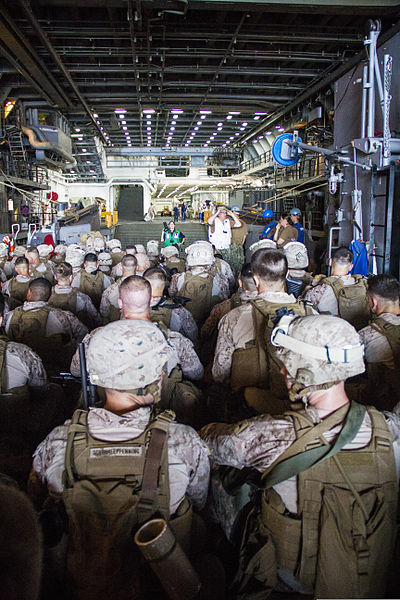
top-left (219, 244), bottom-right (244, 278)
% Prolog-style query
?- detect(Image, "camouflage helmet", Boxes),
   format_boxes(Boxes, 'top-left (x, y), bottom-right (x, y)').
top-left (93, 237), bottom-right (106, 252)
top-left (66, 246), bottom-right (85, 267)
top-left (271, 314), bottom-right (365, 389)
top-left (37, 244), bottom-right (52, 258)
top-left (97, 251), bottom-right (112, 267)
top-left (135, 244), bottom-right (146, 254)
top-left (13, 245), bottom-right (26, 258)
top-left (147, 240), bottom-right (159, 255)
top-left (106, 238), bottom-right (122, 251)
top-left (249, 239), bottom-right (276, 254)
top-left (186, 241), bottom-right (214, 267)
top-left (0, 243), bottom-right (8, 258)
top-left (161, 245), bottom-right (179, 258)
top-left (284, 242), bottom-right (308, 269)
top-left (86, 319), bottom-right (174, 393)
top-left (54, 244), bottom-right (67, 255)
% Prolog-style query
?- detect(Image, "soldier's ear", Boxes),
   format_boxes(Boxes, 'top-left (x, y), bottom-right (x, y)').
top-left (118, 298), bottom-right (123, 310)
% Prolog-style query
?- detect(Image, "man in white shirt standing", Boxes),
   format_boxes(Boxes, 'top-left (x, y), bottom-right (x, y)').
top-left (207, 205), bottom-right (241, 273)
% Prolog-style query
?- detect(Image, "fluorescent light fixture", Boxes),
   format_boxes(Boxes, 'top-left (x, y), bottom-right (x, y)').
top-left (242, 122), bottom-right (248, 126)
top-left (196, 121), bottom-right (202, 126)
top-left (74, 128), bottom-right (80, 132)
top-left (217, 123), bottom-right (223, 127)
top-left (194, 127), bottom-right (199, 131)
top-left (265, 131), bottom-right (272, 135)
top-left (226, 115), bottom-right (232, 120)
top-left (114, 109), bottom-right (126, 113)
top-left (171, 109), bottom-right (183, 113)
top-left (121, 120), bottom-right (126, 125)
top-left (78, 137), bottom-right (83, 141)
top-left (255, 112), bottom-right (267, 115)
top-left (82, 149), bottom-right (87, 153)
top-left (254, 116), bottom-right (260, 120)
top-left (170, 127), bottom-right (175, 131)
top-left (122, 126), bottom-right (127, 131)
top-left (171, 120), bottom-right (176, 125)
top-left (235, 132), bottom-right (240, 136)
top-left (147, 127), bottom-right (151, 131)
top-left (200, 115), bottom-right (206, 119)
top-left (229, 111), bottom-right (240, 115)
top-left (229, 136), bottom-right (234, 140)
top-left (275, 125), bottom-right (280, 129)
top-left (92, 114), bottom-right (98, 118)
top-left (240, 127), bottom-right (245, 131)
top-left (278, 127), bottom-right (285, 132)
top-left (200, 110), bottom-right (212, 114)
top-left (147, 120), bottom-right (152, 125)
top-left (143, 109), bottom-right (155, 114)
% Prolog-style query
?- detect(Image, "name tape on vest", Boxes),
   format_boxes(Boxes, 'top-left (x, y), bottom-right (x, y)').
top-left (89, 446), bottom-right (143, 458)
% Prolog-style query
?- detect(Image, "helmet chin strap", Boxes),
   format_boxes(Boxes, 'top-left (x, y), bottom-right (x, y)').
top-left (288, 380), bottom-right (341, 404)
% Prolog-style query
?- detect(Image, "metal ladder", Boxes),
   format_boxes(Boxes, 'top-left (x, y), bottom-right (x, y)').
top-left (6, 126), bottom-right (27, 167)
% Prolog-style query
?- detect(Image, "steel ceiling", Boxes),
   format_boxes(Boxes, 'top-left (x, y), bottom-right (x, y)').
top-left (0, 0), bottom-right (399, 153)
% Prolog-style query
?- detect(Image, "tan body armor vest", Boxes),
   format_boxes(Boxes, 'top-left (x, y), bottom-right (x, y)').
top-left (63, 409), bottom-right (177, 600)
top-left (367, 316), bottom-right (400, 404)
top-left (30, 264), bottom-right (53, 283)
top-left (256, 405), bottom-right (398, 598)
top-left (322, 275), bottom-right (370, 330)
top-left (179, 270), bottom-right (218, 324)
top-left (79, 270), bottom-right (105, 309)
top-left (166, 258), bottom-right (186, 273)
top-left (49, 289), bottom-right (78, 314)
top-left (231, 298), bottom-right (314, 395)
top-left (8, 278), bottom-right (30, 304)
top-left (8, 306), bottom-right (75, 372)
top-left (111, 251), bottom-right (125, 267)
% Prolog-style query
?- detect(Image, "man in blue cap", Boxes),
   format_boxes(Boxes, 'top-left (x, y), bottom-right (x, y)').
top-left (261, 208), bottom-right (277, 239)
top-left (289, 207), bottom-right (305, 243)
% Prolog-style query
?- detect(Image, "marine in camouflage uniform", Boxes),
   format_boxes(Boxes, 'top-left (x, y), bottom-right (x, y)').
top-left (357, 274), bottom-right (400, 410)
top-left (145, 267), bottom-right (198, 344)
top-left (201, 314), bottom-right (400, 598)
top-left (4, 278), bottom-right (87, 374)
top-left (99, 255), bottom-right (137, 323)
top-left (31, 319), bottom-right (210, 600)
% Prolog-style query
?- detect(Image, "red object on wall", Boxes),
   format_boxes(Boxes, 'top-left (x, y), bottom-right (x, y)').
top-left (46, 192), bottom-right (59, 202)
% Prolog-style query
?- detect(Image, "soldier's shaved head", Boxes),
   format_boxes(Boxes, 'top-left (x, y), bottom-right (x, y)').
top-left (251, 248), bottom-right (288, 288)
top-left (135, 252), bottom-right (151, 273)
top-left (27, 277), bottom-right (52, 302)
top-left (119, 275), bottom-right (151, 318)
top-left (54, 261), bottom-right (73, 284)
top-left (25, 247), bottom-right (40, 266)
top-left (121, 254), bottom-right (138, 276)
top-left (15, 256), bottom-right (30, 276)
top-left (143, 268), bottom-right (167, 296)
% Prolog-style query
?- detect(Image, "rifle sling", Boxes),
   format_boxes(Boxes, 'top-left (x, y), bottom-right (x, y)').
top-left (137, 414), bottom-right (173, 524)
top-left (262, 401), bottom-right (366, 489)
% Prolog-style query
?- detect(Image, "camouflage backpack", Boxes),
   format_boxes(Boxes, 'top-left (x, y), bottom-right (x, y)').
top-left (8, 305), bottom-right (75, 372)
top-left (63, 408), bottom-right (174, 600)
top-left (49, 289), bottom-right (78, 314)
top-left (79, 270), bottom-right (105, 309)
top-left (234, 403), bottom-right (398, 599)
top-left (179, 270), bottom-right (216, 324)
top-left (322, 275), bottom-right (370, 330)
top-left (231, 297), bottom-right (314, 395)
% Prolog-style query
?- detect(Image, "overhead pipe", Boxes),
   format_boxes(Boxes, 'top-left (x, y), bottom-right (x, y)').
top-left (16, 0), bottom-right (108, 146)
top-left (21, 125), bottom-right (77, 169)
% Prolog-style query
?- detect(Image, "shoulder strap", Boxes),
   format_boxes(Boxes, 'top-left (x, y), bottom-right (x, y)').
top-left (323, 276), bottom-right (344, 299)
top-left (261, 402), bottom-right (366, 489)
top-left (137, 410), bottom-right (175, 523)
top-left (370, 317), bottom-right (400, 370)
top-left (64, 409), bottom-right (88, 486)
